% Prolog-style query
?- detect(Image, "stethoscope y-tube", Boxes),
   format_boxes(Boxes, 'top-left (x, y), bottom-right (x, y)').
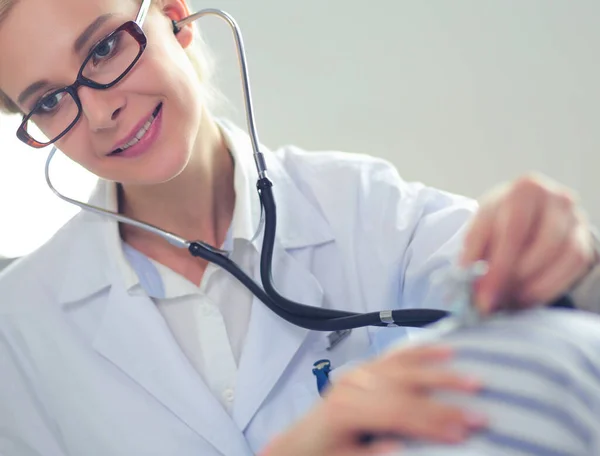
top-left (186, 175), bottom-right (450, 330)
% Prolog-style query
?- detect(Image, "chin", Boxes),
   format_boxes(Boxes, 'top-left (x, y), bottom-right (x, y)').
top-left (137, 156), bottom-right (190, 186)
top-left (97, 146), bottom-right (191, 186)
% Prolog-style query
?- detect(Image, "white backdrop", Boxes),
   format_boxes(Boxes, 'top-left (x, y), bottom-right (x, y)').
top-left (0, 0), bottom-right (598, 257)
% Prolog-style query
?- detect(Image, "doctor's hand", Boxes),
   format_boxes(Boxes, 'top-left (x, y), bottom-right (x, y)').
top-left (461, 173), bottom-right (597, 313)
top-left (260, 345), bottom-right (487, 456)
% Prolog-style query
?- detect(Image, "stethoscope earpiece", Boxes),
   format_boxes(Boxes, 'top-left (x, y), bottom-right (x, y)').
top-left (172, 19), bottom-right (182, 35)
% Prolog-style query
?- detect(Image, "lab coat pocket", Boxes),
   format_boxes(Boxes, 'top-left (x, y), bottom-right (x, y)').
top-left (250, 377), bottom-right (322, 444)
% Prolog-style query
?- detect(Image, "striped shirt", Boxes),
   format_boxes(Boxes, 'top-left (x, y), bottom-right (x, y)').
top-left (390, 308), bottom-right (600, 456)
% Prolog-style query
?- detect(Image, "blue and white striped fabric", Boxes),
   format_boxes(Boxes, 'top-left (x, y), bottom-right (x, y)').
top-left (393, 308), bottom-right (600, 456)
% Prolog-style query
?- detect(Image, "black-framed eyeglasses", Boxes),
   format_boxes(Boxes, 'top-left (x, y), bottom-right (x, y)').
top-left (17, 0), bottom-right (152, 148)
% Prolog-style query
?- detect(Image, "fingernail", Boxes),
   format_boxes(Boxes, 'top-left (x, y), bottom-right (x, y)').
top-left (464, 411), bottom-right (488, 428)
top-left (479, 292), bottom-right (496, 314)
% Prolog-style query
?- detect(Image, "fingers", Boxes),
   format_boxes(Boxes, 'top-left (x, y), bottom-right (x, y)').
top-left (298, 344), bottom-right (489, 455)
top-left (397, 367), bottom-right (482, 393)
top-left (515, 193), bottom-right (576, 283)
top-left (333, 347), bottom-right (466, 399)
top-left (460, 174), bottom-right (590, 312)
top-left (332, 386), bottom-right (485, 444)
top-left (329, 346), bottom-right (486, 445)
top-left (459, 205), bottom-right (494, 268)
top-left (476, 180), bottom-right (541, 311)
top-left (377, 347), bottom-right (481, 392)
top-left (517, 224), bottom-right (594, 303)
top-left (393, 395), bottom-right (487, 443)
top-left (380, 345), bottom-right (454, 365)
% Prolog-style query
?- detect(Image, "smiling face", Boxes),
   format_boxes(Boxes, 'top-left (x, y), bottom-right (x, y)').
top-left (0, 0), bottom-right (209, 185)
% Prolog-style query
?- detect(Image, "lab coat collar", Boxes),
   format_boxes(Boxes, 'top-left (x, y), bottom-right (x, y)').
top-left (57, 181), bottom-right (135, 304)
top-left (101, 181), bottom-right (142, 291)
top-left (220, 121), bottom-right (262, 244)
top-left (57, 204), bottom-right (115, 304)
top-left (217, 118), bottom-right (334, 250)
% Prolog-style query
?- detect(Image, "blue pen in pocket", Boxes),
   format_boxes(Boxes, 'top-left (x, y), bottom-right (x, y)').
top-left (312, 359), bottom-right (332, 396)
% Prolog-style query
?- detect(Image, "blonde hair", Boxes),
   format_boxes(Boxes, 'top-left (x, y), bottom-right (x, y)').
top-left (0, 0), bottom-right (216, 115)
top-left (0, 0), bottom-right (19, 113)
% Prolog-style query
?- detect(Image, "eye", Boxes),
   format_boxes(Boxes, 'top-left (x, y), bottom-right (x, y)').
top-left (92, 35), bottom-right (119, 63)
top-left (35, 91), bottom-right (67, 115)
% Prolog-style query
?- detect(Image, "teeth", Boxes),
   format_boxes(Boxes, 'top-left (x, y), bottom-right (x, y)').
top-left (118, 111), bottom-right (156, 152)
top-left (136, 119), bottom-right (153, 140)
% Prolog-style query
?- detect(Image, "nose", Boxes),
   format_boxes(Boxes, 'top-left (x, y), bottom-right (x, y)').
top-left (77, 86), bottom-right (125, 132)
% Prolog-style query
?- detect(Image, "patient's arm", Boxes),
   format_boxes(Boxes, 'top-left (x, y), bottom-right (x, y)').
top-left (391, 308), bottom-right (600, 456)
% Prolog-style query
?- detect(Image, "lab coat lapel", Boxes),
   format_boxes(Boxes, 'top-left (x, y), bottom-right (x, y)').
top-left (218, 119), bottom-right (336, 430)
top-left (93, 283), bottom-right (252, 455)
top-left (233, 242), bottom-right (324, 431)
top-left (57, 183), bottom-right (250, 454)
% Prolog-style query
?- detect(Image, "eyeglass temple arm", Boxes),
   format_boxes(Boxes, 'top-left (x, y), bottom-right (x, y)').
top-left (135, 0), bottom-right (152, 26)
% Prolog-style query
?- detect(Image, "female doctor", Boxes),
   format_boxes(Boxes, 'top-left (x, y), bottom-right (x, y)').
top-left (0, 0), bottom-right (597, 455)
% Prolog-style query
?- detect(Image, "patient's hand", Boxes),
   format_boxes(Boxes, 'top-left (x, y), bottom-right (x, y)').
top-left (260, 345), bottom-right (487, 456)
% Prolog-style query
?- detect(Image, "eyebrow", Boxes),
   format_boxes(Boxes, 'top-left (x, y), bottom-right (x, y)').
top-left (17, 13), bottom-right (115, 106)
top-left (73, 13), bottom-right (115, 55)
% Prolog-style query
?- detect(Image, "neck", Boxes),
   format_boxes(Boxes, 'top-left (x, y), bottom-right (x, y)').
top-left (118, 114), bottom-right (235, 249)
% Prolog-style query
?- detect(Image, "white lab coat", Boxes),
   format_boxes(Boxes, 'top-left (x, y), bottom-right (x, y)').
top-left (0, 121), bottom-right (477, 456)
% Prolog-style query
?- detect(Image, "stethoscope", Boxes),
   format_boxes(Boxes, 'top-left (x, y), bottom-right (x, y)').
top-left (44, 9), bottom-right (572, 332)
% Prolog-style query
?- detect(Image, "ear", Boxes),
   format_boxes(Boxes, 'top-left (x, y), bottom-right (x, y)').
top-left (161, 0), bottom-right (194, 48)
